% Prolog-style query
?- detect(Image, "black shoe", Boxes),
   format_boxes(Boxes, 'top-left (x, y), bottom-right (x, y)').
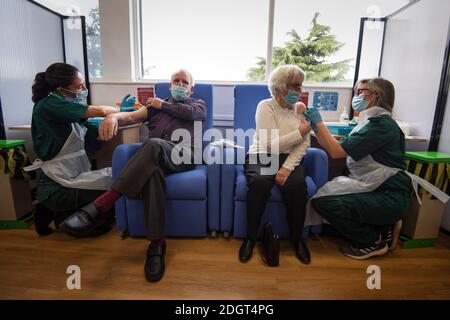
top-left (341, 237), bottom-right (388, 260)
top-left (295, 240), bottom-right (311, 265)
top-left (58, 202), bottom-right (104, 238)
top-left (239, 239), bottom-right (255, 262)
top-left (87, 222), bottom-right (112, 237)
top-left (34, 204), bottom-right (54, 236)
top-left (145, 241), bottom-right (166, 282)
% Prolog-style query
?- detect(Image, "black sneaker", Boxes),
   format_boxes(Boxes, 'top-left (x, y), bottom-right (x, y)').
top-left (341, 238), bottom-right (388, 260)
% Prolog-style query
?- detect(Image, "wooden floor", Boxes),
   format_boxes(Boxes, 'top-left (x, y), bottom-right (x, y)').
top-left (1, 226), bottom-right (450, 300)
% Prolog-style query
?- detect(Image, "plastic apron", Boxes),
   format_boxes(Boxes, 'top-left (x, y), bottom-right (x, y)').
top-left (304, 107), bottom-right (449, 226)
top-left (25, 123), bottom-right (112, 190)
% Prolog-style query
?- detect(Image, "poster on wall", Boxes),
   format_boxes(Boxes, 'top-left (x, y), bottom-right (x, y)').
top-left (137, 87), bottom-right (155, 105)
top-left (300, 92), bottom-right (309, 106)
top-left (313, 91), bottom-right (339, 111)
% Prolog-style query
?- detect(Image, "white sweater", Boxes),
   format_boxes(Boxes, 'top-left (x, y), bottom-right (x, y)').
top-left (248, 98), bottom-right (310, 171)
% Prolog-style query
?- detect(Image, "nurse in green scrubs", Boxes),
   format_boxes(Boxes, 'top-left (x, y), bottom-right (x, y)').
top-left (304, 77), bottom-right (411, 260)
top-left (30, 63), bottom-right (122, 237)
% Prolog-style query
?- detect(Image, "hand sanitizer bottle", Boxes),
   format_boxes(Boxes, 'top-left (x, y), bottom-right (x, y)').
top-left (340, 110), bottom-right (349, 125)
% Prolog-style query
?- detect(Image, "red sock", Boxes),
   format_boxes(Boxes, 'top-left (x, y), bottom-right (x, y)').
top-left (94, 188), bottom-right (122, 213)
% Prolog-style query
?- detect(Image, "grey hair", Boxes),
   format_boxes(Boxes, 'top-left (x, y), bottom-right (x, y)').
top-left (268, 65), bottom-right (305, 97)
top-left (171, 69), bottom-right (195, 86)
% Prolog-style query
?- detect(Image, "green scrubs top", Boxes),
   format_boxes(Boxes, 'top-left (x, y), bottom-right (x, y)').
top-left (339, 115), bottom-right (411, 193)
top-left (32, 92), bottom-right (89, 206)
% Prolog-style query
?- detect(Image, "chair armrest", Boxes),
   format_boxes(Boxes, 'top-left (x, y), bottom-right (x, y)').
top-left (303, 147), bottom-right (328, 189)
top-left (112, 143), bottom-right (142, 179)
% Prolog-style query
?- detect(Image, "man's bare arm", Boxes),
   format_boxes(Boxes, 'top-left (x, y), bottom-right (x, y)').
top-left (98, 107), bottom-right (148, 141)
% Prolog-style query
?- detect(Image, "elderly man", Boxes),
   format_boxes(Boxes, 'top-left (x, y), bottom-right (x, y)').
top-left (59, 69), bottom-right (207, 282)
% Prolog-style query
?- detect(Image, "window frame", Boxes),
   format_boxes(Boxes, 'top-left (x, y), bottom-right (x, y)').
top-left (132, 0), bottom-right (407, 86)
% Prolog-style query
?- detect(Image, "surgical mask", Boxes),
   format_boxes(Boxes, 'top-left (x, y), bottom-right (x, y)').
top-left (351, 95), bottom-right (368, 112)
top-left (64, 88), bottom-right (88, 104)
top-left (170, 85), bottom-right (189, 102)
top-left (283, 91), bottom-right (299, 105)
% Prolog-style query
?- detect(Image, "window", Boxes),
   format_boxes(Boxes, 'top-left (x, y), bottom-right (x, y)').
top-left (33, 0), bottom-right (103, 80)
top-left (270, 0), bottom-right (409, 85)
top-left (140, 0), bottom-right (409, 83)
top-left (139, 0), bottom-right (269, 82)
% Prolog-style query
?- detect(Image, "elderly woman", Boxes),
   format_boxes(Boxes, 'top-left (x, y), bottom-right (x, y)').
top-left (305, 77), bottom-right (410, 260)
top-left (239, 65), bottom-right (312, 265)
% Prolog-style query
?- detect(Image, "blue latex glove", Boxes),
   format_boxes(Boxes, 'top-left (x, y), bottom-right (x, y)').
top-left (304, 107), bottom-right (322, 131)
top-left (120, 94), bottom-right (137, 112)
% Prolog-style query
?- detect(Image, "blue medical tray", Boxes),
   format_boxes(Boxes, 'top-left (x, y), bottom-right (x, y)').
top-left (326, 125), bottom-right (354, 136)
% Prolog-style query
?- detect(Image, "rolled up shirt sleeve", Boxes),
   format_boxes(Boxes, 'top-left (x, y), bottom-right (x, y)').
top-left (45, 98), bottom-right (88, 123)
top-left (161, 98), bottom-right (207, 121)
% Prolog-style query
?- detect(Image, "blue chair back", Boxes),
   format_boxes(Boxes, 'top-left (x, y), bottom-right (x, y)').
top-left (155, 83), bottom-right (214, 131)
top-left (233, 84), bottom-right (271, 153)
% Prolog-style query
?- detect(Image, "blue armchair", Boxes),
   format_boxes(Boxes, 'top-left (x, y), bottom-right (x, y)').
top-left (220, 84), bottom-right (328, 239)
top-left (112, 83), bottom-right (220, 237)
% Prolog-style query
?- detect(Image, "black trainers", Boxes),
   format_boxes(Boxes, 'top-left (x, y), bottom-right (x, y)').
top-left (341, 237), bottom-right (388, 260)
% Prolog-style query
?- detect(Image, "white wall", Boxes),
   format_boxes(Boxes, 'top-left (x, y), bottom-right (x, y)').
top-left (99, 0), bottom-right (134, 82)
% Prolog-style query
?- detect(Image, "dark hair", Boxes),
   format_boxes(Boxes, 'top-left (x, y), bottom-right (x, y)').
top-left (32, 63), bottom-right (79, 103)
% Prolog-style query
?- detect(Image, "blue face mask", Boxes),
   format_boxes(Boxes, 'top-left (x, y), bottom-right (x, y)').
top-left (283, 91), bottom-right (299, 105)
top-left (351, 95), bottom-right (368, 112)
top-left (170, 85), bottom-right (189, 102)
top-left (64, 88), bottom-right (88, 104)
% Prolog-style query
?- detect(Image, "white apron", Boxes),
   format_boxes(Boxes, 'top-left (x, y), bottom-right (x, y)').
top-left (304, 107), bottom-right (449, 226)
top-left (25, 123), bottom-right (112, 190)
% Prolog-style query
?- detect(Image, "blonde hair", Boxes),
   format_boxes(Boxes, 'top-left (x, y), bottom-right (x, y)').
top-left (268, 65), bottom-right (305, 97)
top-left (355, 77), bottom-right (395, 111)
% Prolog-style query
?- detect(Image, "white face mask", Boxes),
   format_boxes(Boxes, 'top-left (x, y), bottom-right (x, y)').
top-left (63, 88), bottom-right (88, 103)
top-left (351, 95), bottom-right (368, 112)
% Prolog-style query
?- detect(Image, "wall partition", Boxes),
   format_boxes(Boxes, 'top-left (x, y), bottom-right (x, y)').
top-left (0, 0), bottom-right (89, 140)
top-left (353, 0), bottom-right (450, 151)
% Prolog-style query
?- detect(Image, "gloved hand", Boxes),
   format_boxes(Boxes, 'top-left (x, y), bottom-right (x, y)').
top-left (304, 107), bottom-right (322, 131)
top-left (120, 94), bottom-right (138, 112)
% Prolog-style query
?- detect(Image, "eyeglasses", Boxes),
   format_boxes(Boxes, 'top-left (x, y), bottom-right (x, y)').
top-left (356, 88), bottom-right (370, 95)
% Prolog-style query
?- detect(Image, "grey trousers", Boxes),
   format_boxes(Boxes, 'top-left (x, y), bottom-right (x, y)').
top-left (112, 138), bottom-right (195, 240)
